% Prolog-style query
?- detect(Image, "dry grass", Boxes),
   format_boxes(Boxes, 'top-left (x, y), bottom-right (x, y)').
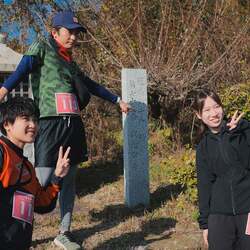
top-left (32, 160), bottom-right (205, 250)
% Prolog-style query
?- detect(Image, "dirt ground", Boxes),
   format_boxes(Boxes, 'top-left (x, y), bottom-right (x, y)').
top-left (33, 210), bottom-right (205, 250)
top-left (32, 164), bottom-right (205, 250)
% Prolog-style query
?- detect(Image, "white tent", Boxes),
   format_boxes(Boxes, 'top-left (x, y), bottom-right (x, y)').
top-left (0, 39), bottom-right (22, 72)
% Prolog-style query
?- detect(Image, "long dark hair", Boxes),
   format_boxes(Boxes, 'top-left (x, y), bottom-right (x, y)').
top-left (193, 89), bottom-right (223, 139)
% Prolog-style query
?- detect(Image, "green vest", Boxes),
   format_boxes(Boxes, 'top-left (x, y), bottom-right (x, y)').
top-left (25, 37), bottom-right (85, 117)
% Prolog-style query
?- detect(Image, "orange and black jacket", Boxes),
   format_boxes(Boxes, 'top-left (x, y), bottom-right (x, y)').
top-left (0, 136), bottom-right (62, 250)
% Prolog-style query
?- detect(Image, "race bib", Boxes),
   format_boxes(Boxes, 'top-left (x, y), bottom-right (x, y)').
top-left (12, 191), bottom-right (34, 224)
top-left (245, 213), bottom-right (250, 235)
top-left (55, 93), bottom-right (80, 115)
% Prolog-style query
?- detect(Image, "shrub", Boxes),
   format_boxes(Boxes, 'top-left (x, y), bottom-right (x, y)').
top-left (151, 147), bottom-right (197, 203)
top-left (148, 126), bottom-right (174, 158)
top-left (220, 82), bottom-right (250, 120)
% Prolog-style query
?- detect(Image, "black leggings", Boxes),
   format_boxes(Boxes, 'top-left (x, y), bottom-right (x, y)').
top-left (208, 214), bottom-right (250, 250)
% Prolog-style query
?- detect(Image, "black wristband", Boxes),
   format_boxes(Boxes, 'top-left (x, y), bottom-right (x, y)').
top-left (51, 173), bottom-right (63, 187)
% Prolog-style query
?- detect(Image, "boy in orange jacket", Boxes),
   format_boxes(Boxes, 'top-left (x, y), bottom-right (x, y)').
top-left (0, 96), bottom-right (70, 250)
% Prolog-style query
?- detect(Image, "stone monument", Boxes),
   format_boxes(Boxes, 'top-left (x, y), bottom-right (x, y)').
top-left (122, 68), bottom-right (149, 208)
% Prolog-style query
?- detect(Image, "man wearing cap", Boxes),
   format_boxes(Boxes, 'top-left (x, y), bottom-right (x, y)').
top-left (0, 10), bottom-right (130, 250)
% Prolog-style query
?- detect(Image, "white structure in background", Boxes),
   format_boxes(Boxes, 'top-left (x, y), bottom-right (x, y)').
top-left (0, 32), bottom-right (34, 163)
top-left (0, 33), bottom-right (22, 71)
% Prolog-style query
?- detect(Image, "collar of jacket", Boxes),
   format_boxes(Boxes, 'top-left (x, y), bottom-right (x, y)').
top-left (0, 135), bottom-right (26, 159)
top-left (49, 36), bottom-right (72, 63)
top-left (204, 120), bottom-right (228, 137)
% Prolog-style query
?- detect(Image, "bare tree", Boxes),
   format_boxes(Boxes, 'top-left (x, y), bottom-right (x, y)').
top-left (1, 0), bottom-right (249, 153)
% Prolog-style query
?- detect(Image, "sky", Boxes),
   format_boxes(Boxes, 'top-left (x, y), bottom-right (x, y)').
top-left (1, 0), bottom-right (49, 44)
top-left (1, 0), bottom-right (101, 45)
top-left (4, 0), bottom-right (12, 4)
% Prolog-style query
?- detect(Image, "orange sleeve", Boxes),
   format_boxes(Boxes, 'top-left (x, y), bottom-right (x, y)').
top-left (28, 170), bottom-right (61, 214)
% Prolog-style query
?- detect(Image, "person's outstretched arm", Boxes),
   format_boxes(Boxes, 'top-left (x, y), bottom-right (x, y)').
top-left (0, 55), bottom-right (37, 101)
top-left (82, 75), bottom-right (131, 113)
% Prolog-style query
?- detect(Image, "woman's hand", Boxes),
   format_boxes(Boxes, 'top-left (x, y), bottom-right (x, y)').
top-left (227, 110), bottom-right (244, 130)
top-left (54, 146), bottom-right (71, 178)
top-left (203, 229), bottom-right (209, 248)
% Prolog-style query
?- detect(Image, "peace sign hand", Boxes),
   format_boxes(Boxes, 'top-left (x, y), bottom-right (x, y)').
top-left (227, 110), bottom-right (244, 131)
top-left (55, 146), bottom-right (71, 178)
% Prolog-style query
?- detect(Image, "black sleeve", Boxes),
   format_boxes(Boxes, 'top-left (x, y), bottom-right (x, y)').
top-left (240, 119), bottom-right (250, 146)
top-left (50, 173), bottom-right (63, 187)
top-left (196, 144), bottom-right (215, 229)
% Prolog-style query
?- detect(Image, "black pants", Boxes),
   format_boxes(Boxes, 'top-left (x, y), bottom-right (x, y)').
top-left (208, 214), bottom-right (250, 250)
top-left (35, 116), bottom-right (88, 168)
